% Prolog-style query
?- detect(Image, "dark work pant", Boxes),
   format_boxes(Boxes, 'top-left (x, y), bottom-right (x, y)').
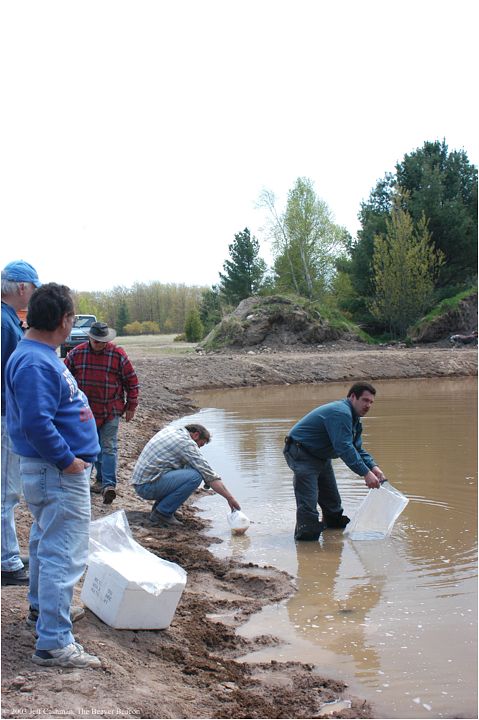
top-left (283, 443), bottom-right (343, 540)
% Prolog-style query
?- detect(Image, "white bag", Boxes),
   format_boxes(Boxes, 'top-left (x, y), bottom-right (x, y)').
top-left (227, 509), bottom-right (250, 535)
top-left (344, 481), bottom-right (409, 540)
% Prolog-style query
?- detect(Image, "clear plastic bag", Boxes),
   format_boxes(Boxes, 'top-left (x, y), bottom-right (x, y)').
top-left (87, 509), bottom-right (187, 594)
top-left (227, 509), bottom-right (250, 535)
top-left (344, 481), bottom-right (409, 540)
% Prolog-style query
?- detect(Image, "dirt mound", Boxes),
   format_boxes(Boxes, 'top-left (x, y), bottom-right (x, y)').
top-left (410, 292), bottom-right (477, 343)
top-left (201, 296), bottom-right (356, 350)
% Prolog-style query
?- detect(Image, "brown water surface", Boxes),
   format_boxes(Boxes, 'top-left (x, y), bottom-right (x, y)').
top-left (180, 377), bottom-right (477, 719)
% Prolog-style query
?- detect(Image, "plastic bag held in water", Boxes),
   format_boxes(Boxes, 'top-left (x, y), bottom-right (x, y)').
top-left (227, 509), bottom-right (250, 535)
top-left (344, 480), bottom-right (409, 540)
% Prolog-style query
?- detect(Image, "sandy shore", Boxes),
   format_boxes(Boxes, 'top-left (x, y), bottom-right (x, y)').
top-left (1, 346), bottom-right (476, 719)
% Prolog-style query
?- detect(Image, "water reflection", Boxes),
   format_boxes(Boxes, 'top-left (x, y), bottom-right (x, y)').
top-left (174, 377), bottom-right (477, 719)
top-left (288, 536), bottom-right (384, 676)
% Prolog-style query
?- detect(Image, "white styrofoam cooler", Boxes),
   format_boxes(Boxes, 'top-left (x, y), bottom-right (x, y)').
top-left (81, 511), bottom-right (187, 629)
top-left (81, 555), bottom-right (186, 629)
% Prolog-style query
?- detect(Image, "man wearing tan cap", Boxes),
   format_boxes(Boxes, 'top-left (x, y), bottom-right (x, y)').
top-left (64, 321), bottom-right (139, 504)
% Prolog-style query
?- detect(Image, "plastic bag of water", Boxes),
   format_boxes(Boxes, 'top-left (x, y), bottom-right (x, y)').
top-left (227, 509), bottom-right (250, 535)
top-left (344, 481), bottom-right (408, 540)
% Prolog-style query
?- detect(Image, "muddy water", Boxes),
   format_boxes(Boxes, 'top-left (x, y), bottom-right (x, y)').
top-left (177, 377), bottom-right (477, 719)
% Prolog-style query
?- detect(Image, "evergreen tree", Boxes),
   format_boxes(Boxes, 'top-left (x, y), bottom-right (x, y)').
top-left (116, 301), bottom-right (129, 336)
top-left (395, 140), bottom-right (477, 284)
top-left (349, 140), bottom-right (477, 311)
top-left (349, 174), bottom-right (395, 301)
top-left (219, 228), bottom-right (266, 306)
top-left (184, 308), bottom-right (204, 342)
top-left (199, 286), bottom-right (223, 334)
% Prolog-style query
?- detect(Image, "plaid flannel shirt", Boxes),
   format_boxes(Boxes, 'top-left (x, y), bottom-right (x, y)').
top-left (65, 341), bottom-right (139, 427)
top-left (131, 424), bottom-right (220, 488)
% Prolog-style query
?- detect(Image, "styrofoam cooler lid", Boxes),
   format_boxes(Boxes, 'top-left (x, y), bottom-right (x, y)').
top-left (92, 549), bottom-right (186, 592)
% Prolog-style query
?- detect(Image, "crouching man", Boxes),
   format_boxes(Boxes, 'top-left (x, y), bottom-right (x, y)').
top-left (131, 423), bottom-right (240, 527)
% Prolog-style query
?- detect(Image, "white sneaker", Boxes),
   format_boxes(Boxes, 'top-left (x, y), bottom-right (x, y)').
top-left (32, 642), bottom-right (101, 668)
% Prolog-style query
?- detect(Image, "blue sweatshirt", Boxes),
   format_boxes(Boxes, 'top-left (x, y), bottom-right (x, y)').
top-left (5, 338), bottom-right (100, 469)
top-left (288, 398), bottom-right (376, 477)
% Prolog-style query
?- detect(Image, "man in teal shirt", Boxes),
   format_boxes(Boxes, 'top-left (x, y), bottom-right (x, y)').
top-left (284, 382), bottom-right (385, 541)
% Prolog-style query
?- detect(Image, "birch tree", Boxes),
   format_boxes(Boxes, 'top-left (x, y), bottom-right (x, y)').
top-left (259, 178), bottom-right (347, 299)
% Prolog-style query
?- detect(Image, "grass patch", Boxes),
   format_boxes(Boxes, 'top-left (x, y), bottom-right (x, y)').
top-left (201, 318), bottom-right (244, 351)
top-left (114, 334), bottom-right (197, 356)
top-left (410, 286), bottom-right (477, 333)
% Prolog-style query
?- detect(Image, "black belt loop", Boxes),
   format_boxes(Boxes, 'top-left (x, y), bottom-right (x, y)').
top-left (285, 436), bottom-right (302, 449)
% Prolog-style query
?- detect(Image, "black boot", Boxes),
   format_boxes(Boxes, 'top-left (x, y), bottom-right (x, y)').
top-left (1, 567), bottom-right (29, 586)
top-left (324, 512), bottom-right (350, 529)
top-left (294, 521), bottom-right (325, 541)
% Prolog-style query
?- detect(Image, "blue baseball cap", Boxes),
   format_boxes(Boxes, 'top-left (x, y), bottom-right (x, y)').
top-left (1, 260), bottom-right (41, 287)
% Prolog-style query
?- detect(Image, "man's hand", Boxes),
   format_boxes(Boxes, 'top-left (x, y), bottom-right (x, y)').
top-left (63, 458), bottom-right (91, 474)
top-left (124, 409), bottom-right (136, 422)
top-left (364, 470), bottom-right (381, 489)
top-left (228, 496), bottom-right (241, 511)
top-left (371, 465), bottom-right (386, 482)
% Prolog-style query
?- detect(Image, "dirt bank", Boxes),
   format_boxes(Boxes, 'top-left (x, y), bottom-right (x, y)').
top-left (1, 347), bottom-right (476, 720)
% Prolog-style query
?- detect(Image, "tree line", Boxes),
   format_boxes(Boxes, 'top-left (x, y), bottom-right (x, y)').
top-left (72, 282), bottom-right (206, 337)
top-left (75, 139), bottom-right (477, 341)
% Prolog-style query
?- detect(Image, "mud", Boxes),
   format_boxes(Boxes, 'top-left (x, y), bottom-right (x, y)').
top-left (1, 346), bottom-right (476, 719)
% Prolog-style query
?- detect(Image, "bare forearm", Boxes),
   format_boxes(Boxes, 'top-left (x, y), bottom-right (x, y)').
top-left (209, 479), bottom-right (241, 510)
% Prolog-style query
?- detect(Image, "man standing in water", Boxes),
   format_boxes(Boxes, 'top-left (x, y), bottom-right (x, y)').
top-left (284, 382), bottom-right (385, 541)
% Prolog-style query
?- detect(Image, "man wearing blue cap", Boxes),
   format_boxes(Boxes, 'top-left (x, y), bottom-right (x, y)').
top-left (1, 260), bottom-right (41, 586)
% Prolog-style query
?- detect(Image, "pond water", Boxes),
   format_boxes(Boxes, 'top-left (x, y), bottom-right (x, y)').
top-left (173, 377), bottom-right (477, 719)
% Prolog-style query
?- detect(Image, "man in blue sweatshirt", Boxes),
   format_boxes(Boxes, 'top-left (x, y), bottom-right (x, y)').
top-left (6, 283), bottom-right (102, 669)
top-left (284, 382), bottom-right (385, 541)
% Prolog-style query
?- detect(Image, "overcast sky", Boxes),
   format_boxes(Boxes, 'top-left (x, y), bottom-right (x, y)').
top-left (1, 0), bottom-right (477, 292)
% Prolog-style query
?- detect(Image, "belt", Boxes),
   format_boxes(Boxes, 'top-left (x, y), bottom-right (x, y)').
top-left (284, 436), bottom-right (325, 461)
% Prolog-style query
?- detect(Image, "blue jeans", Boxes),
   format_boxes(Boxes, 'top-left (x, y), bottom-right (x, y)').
top-left (1, 416), bottom-right (24, 572)
top-left (284, 443), bottom-right (343, 540)
top-left (94, 417), bottom-right (120, 489)
top-left (20, 458), bottom-right (91, 650)
top-left (134, 467), bottom-right (202, 516)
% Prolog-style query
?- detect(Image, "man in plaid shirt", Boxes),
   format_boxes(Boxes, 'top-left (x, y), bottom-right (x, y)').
top-left (131, 422), bottom-right (240, 527)
top-left (65, 321), bottom-right (139, 504)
